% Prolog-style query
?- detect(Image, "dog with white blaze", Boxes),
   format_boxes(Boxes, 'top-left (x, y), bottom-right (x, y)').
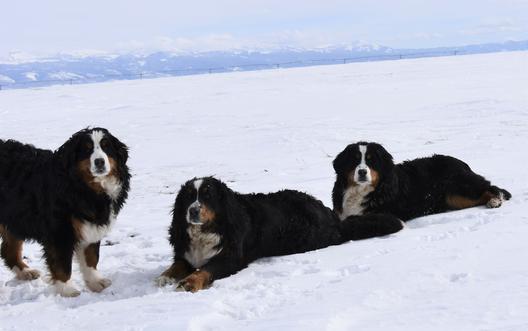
top-left (0, 128), bottom-right (130, 297)
top-left (332, 141), bottom-right (512, 221)
top-left (156, 176), bottom-right (404, 292)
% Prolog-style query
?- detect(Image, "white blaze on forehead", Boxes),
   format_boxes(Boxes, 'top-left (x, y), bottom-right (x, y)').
top-left (194, 179), bottom-right (203, 192)
top-left (353, 144), bottom-right (372, 185)
top-left (187, 179), bottom-right (203, 223)
top-left (193, 179), bottom-right (203, 202)
top-left (90, 130), bottom-right (110, 176)
top-left (358, 145), bottom-right (367, 169)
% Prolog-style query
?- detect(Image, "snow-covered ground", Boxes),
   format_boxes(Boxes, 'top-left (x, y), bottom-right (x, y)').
top-left (0, 51), bottom-right (527, 331)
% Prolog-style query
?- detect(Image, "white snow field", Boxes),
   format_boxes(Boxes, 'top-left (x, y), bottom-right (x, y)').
top-left (1, 51), bottom-right (527, 331)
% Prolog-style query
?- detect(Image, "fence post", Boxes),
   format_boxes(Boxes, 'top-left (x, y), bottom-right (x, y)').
top-left (275, 63), bottom-right (280, 69)
top-left (140, 73), bottom-right (143, 79)
top-left (399, 54), bottom-right (403, 59)
top-left (69, 79), bottom-right (73, 85)
top-left (454, 50), bottom-right (458, 56)
top-left (208, 68), bottom-right (212, 74)
top-left (0, 84), bottom-right (2, 91)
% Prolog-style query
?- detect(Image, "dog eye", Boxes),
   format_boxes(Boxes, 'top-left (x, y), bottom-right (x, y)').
top-left (85, 142), bottom-right (93, 150)
top-left (366, 154), bottom-right (371, 160)
top-left (100, 139), bottom-right (109, 148)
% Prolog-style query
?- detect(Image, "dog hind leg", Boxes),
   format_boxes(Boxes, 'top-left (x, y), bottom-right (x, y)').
top-left (0, 226), bottom-right (40, 280)
top-left (445, 172), bottom-right (510, 209)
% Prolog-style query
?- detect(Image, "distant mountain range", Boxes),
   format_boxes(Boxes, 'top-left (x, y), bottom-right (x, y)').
top-left (1, 40), bottom-right (527, 89)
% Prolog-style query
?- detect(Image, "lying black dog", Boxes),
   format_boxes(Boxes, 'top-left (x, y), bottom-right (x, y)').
top-left (157, 176), bottom-right (403, 292)
top-left (332, 141), bottom-right (511, 221)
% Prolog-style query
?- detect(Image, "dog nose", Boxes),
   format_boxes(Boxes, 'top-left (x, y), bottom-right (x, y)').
top-left (189, 207), bottom-right (199, 219)
top-left (94, 158), bottom-right (105, 168)
top-left (358, 169), bottom-right (367, 177)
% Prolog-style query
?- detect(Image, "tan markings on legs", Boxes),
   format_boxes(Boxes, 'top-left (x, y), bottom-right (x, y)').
top-left (446, 191), bottom-right (495, 210)
top-left (84, 243), bottom-right (99, 269)
top-left (156, 260), bottom-right (193, 287)
top-left (163, 260), bottom-right (192, 279)
top-left (76, 242), bottom-right (110, 293)
top-left (71, 218), bottom-right (84, 241)
top-left (45, 244), bottom-right (80, 297)
top-left (44, 244), bottom-right (72, 283)
top-left (0, 227), bottom-right (40, 280)
top-left (176, 270), bottom-right (212, 292)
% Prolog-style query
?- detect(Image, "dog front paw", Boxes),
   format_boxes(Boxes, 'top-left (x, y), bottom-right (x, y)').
top-left (175, 270), bottom-right (212, 293)
top-left (155, 275), bottom-right (177, 287)
top-left (55, 281), bottom-right (81, 297)
top-left (86, 277), bottom-right (112, 293)
top-left (13, 267), bottom-right (40, 280)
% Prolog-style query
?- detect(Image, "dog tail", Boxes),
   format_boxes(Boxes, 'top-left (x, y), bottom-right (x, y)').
top-left (339, 213), bottom-right (404, 242)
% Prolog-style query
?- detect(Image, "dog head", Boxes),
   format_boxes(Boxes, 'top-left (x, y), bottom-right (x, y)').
top-left (176, 177), bottom-right (227, 226)
top-left (56, 127), bottom-right (129, 194)
top-left (333, 142), bottom-right (394, 188)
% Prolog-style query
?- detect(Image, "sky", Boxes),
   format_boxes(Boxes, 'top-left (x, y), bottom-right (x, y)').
top-left (2, 0), bottom-right (527, 58)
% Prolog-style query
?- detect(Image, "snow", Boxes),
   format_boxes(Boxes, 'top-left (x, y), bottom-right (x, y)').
top-left (0, 51), bottom-right (527, 330)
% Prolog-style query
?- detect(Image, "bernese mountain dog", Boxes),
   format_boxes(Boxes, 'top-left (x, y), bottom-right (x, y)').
top-left (0, 128), bottom-right (130, 297)
top-left (332, 141), bottom-right (512, 221)
top-left (156, 176), bottom-right (404, 292)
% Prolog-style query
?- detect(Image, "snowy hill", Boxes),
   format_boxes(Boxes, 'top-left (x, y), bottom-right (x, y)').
top-left (0, 51), bottom-right (527, 330)
top-left (1, 40), bottom-right (527, 89)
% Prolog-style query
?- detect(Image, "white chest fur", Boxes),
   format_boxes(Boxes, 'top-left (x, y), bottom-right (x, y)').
top-left (184, 225), bottom-right (222, 268)
top-left (79, 176), bottom-right (121, 244)
top-left (339, 185), bottom-right (374, 220)
top-left (79, 211), bottom-right (116, 244)
top-left (94, 176), bottom-right (122, 201)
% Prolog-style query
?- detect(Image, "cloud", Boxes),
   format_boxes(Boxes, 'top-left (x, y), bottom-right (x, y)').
top-left (460, 20), bottom-right (523, 36)
top-left (111, 30), bottom-right (379, 54)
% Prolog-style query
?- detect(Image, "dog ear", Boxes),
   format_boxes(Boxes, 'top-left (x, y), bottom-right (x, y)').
top-left (219, 181), bottom-right (250, 257)
top-left (333, 145), bottom-right (353, 175)
top-left (372, 143), bottom-right (394, 173)
top-left (108, 133), bottom-right (128, 163)
top-left (116, 140), bottom-right (129, 163)
top-left (55, 130), bottom-right (83, 174)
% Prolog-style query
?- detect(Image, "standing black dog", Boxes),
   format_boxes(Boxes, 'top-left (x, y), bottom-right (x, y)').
top-left (0, 128), bottom-right (130, 297)
top-left (332, 141), bottom-right (511, 221)
top-left (156, 176), bottom-right (403, 292)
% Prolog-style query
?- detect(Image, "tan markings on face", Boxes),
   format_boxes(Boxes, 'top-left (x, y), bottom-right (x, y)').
top-left (77, 157), bottom-right (117, 194)
top-left (107, 157), bottom-right (118, 176)
top-left (161, 260), bottom-right (193, 280)
top-left (179, 270), bottom-right (212, 292)
top-left (347, 171), bottom-right (359, 186)
top-left (446, 191), bottom-right (493, 210)
top-left (348, 168), bottom-right (379, 188)
top-left (370, 169), bottom-right (380, 188)
top-left (199, 205), bottom-right (216, 223)
top-left (0, 227), bottom-right (29, 270)
top-left (84, 243), bottom-right (99, 269)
